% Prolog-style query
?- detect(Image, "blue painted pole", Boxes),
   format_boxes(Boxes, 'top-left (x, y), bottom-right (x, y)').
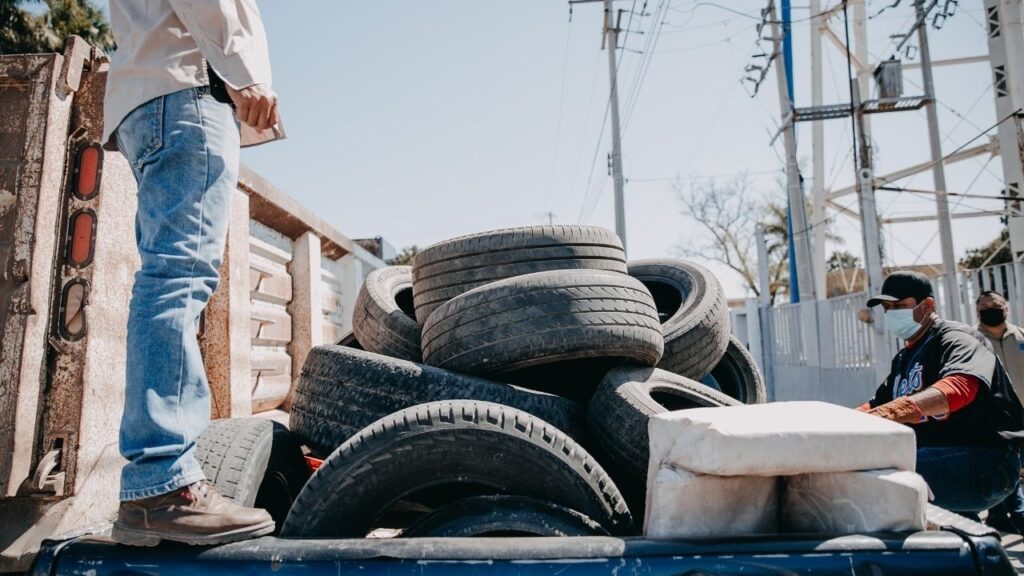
top-left (781, 0), bottom-right (799, 303)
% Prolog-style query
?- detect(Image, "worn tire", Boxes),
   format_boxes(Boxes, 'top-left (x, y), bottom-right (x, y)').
top-left (628, 259), bottom-right (729, 380)
top-left (401, 496), bottom-right (609, 537)
top-left (411, 225), bottom-right (627, 325)
top-left (352, 266), bottom-right (421, 362)
top-left (587, 366), bottom-right (741, 516)
top-left (701, 335), bottom-right (768, 404)
top-left (421, 270), bottom-right (664, 389)
top-left (290, 346), bottom-right (586, 456)
top-left (281, 400), bottom-right (634, 537)
top-left (194, 418), bottom-right (274, 507)
top-left (253, 422), bottom-right (311, 534)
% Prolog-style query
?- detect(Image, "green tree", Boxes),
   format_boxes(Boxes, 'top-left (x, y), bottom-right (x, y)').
top-left (0, 0), bottom-right (45, 54)
top-left (388, 245), bottom-right (419, 266)
top-left (827, 250), bottom-right (861, 272)
top-left (960, 228), bottom-right (1011, 270)
top-left (43, 0), bottom-right (112, 51)
top-left (0, 0), bottom-right (112, 55)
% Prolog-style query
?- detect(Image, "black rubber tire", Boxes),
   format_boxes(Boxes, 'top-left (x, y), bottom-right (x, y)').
top-left (401, 495), bottom-right (609, 537)
top-left (421, 270), bottom-right (664, 386)
top-left (701, 335), bottom-right (768, 404)
top-left (586, 366), bottom-right (741, 516)
top-left (411, 225), bottom-right (627, 325)
top-left (281, 400), bottom-right (634, 537)
top-left (194, 418), bottom-right (274, 507)
top-left (352, 266), bottom-right (422, 362)
top-left (290, 345), bottom-right (586, 457)
top-left (627, 259), bottom-right (730, 380)
top-left (253, 422), bottom-right (311, 534)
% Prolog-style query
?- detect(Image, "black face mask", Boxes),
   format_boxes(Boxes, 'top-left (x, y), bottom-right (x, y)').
top-left (980, 308), bottom-right (1007, 327)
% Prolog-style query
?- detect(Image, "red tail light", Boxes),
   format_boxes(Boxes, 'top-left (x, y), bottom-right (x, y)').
top-left (74, 143), bottom-right (102, 200)
top-left (67, 209), bottom-right (96, 267)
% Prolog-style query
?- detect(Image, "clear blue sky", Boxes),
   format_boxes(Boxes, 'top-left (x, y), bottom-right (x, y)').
top-left (100, 1), bottom-right (1001, 298)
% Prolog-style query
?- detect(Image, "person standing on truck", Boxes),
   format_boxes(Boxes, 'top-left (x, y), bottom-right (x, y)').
top-left (975, 290), bottom-right (1024, 532)
top-left (102, 0), bottom-right (281, 545)
top-left (861, 271), bottom-right (1024, 517)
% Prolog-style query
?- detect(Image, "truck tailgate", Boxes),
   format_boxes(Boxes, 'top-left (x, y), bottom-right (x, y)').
top-left (30, 531), bottom-right (1014, 576)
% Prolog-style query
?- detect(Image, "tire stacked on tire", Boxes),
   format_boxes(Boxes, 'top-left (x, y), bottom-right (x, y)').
top-left (283, 225), bottom-right (767, 539)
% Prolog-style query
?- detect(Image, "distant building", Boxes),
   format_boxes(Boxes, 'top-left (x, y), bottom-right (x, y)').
top-left (354, 236), bottom-right (396, 262)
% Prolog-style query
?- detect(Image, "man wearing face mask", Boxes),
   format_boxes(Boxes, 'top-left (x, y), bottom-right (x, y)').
top-left (976, 290), bottom-right (1024, 531)
top-left (977, 291), bottom-right (1024, 397)
top-left (859, 271), bottom-right (1024, 516)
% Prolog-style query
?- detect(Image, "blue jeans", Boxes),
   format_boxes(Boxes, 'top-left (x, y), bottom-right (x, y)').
top-left (115, 86), bottom-right (239, 501)
top-left (988, 477), bottom-right (1024, 519)
top-left (916, 446), bottom-right (1021, 514)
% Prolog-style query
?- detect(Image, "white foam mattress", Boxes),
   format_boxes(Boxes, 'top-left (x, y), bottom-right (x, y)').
top-left (643, 466), bottom-right (780, 538)
top-left (781, 469), bottom-right (929, 533)
top-left (648, 401), bottom-right (917, 476)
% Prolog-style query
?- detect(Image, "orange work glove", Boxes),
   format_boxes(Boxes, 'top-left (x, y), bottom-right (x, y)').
top-left (867, 396), bottom-right (922, 424)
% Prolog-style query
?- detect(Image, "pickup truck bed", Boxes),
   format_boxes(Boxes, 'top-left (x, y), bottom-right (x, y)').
top-left (30, 530), bottom-right (1015, 576)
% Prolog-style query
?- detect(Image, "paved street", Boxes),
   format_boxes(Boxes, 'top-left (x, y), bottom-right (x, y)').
top-left (1002, 534), bottom-right (1024, 573)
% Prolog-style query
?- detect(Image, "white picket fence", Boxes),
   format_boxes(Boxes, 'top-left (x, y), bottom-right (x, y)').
top-left (934, 262), bottom-right (1024, 326)
top-left (736, 262), bottom-right (1019, 407)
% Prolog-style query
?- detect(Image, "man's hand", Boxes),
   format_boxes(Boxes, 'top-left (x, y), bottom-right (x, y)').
top-left (226, 83), bottom-right (278, 131)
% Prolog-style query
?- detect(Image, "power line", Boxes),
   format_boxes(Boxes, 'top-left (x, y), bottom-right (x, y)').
top-left (669, 1), bottom-right (839, 24)
top-left (578, 0), bottom-right (671, 224)
top-left (568, 52), bottom-right (606, 223)
top-left (873, 108), bottom-right (1022, 191)
top-left (576, 81), bottom-right (614, 222)
top-left (661, 15), bottom-right (741, 33)
top-left (630, 168), bottom-right (783, 182)
top-left (622, 0), bottom-right (671, 133)
top-left (656, 24), bottom-right (756, 53)
top-left (544, 20), bottom-right (575, 216)
top-left (619, 0), bottom-right (642, 54)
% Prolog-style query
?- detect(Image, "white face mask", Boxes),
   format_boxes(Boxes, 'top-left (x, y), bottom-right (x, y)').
top-left (884, 305), bottom-right (923, 340)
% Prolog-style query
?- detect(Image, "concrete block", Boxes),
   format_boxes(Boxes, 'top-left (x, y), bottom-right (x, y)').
top-left (782, 469), bottom-right (928, 533)
top-left (644, 466), bottom-right (780, 538)
top-left (648, 401), bottom-right (916, 477)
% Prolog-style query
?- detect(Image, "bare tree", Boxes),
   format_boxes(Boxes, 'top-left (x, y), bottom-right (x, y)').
top-left (675, 174), bottom-right (846, 303)
top-left (674, 175), bottom-right (789, 303)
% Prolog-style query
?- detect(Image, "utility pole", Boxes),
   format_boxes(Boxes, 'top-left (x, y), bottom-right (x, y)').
top-left (757, 225), bottom-right (773, 307)
top-left (809, 0), bottom-right (827, 299)
top-left (540, 211), bottom-right (557, 225)
top-left (916, 0), bottom-right (960, 320)
top-left (768, 1), bottom-right (816, 302)
top-left (852, 0), bottom-right (885, 321)
top-left (853, 0), bottom-right (872, 157)
top-left (853, 85), bottom-right (890, 384)
top-left (756, 224), bottom-right (775, 395)
top-left (604, 1), bottom-right (628, 254)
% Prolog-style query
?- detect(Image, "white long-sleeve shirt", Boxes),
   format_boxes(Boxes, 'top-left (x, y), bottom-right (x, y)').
top-left (103, 0), bottom-right (273, 145)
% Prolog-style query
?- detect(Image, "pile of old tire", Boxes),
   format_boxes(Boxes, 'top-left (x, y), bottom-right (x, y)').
top-left (283, 225), bottom-right (766, 538)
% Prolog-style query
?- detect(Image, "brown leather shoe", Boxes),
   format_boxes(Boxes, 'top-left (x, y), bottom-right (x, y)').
top-left (112, 481), bottom-right (274, 546)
